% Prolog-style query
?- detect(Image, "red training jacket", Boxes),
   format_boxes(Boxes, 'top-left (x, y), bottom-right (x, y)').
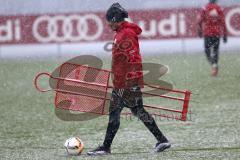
top-left (199, 3), bottom-right (227, 36)
top-left (111, 21), bottom-right (144, 89)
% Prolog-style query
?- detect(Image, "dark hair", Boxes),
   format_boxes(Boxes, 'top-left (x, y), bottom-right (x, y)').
top-left (209, 0), bottom-right (217, 3)
top-left (106, 3), bottom-right (128, 23)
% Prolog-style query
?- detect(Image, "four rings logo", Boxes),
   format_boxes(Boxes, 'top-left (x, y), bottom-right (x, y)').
top-left (32, 14), bottom-right (104, 42)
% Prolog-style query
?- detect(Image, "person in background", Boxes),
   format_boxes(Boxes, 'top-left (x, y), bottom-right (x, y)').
top-left (198, 0), bottom-right (228, 76)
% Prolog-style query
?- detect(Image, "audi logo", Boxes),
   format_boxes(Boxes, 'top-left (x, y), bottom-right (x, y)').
top-left (226, 7), bottom-right (240, 36)
top-left (32, 14), bottom-right (104, 42)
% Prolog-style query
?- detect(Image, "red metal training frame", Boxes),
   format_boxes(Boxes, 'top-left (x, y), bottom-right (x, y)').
top-left (34, 63), bottom-right (191, 121)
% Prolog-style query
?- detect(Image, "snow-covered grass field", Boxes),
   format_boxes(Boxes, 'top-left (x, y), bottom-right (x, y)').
top-left (0, 54), bottom-right (239, 160)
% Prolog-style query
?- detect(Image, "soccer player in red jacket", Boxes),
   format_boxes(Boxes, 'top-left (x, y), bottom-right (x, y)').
top-left (198, 0), bottom-right (228, 76)
top-left (87, 3), bottom-right (170, 156)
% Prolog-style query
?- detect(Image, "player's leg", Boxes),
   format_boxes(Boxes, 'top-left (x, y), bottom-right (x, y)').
top-left (211, 36), bottom-right (220, 76)
top-left (128, 87), bottom-right (171, 152)
top-left (103, 89), bottom-right (125, 149)
top-left (204, 36), bottom-right (213, 65)
top-left (87, 89), bottom-right (124, 156)
top-left (212, 37), bottom-right (220, 65)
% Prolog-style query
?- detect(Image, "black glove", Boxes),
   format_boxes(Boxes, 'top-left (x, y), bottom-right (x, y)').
top-left (223, 35), bottom-right (228, 43)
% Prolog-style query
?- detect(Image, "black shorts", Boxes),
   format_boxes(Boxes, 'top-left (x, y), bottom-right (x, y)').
top-left (204, 36), bottom-right (220, 50)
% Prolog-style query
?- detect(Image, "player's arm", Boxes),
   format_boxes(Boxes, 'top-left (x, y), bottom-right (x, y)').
top-left (111, 33), bottom-right (135, 85)
top-left (113, 32), bottom-right (137, 67)
top-left (198, 8), bottom-right (205, 38)
top-left (219, 7), bottom-right (228, 43)
top-left (115, 32), bottom-right (142, 86)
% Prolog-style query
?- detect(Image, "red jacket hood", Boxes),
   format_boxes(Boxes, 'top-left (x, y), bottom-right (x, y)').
top-left (117, 21), bottom-right (142, 35)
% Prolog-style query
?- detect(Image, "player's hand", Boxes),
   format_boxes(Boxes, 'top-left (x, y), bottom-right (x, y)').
top-left (223, 35), bottom-right (228, 43)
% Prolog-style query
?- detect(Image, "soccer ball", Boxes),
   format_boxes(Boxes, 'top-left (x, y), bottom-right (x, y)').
top-left (64, 137), bottom-right (84, 155)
